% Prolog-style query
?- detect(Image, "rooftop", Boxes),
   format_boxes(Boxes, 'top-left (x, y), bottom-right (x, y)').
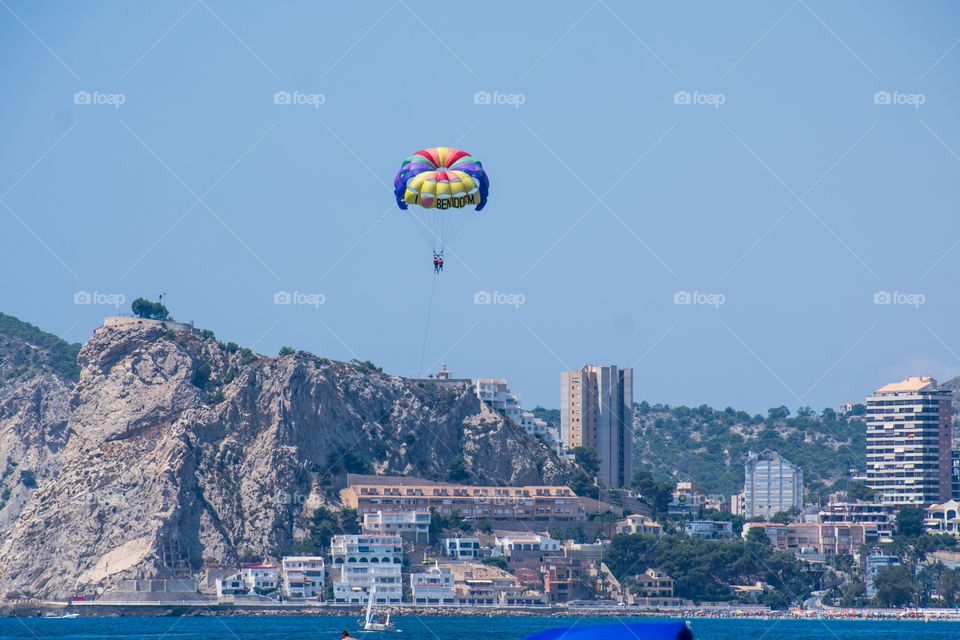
top-left (874, 375), bottom-right (939, 394)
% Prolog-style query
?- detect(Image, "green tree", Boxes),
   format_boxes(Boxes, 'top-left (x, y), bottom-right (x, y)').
top-left (745, 526), bottom-right (771, 546)
top-left (873, 564), bottom-right (917, 607)
top-left (769, 506), bottom-right (801, 524)
top-left (939, 567), bottom-right (960, 606)
top-left (569, 469), bottom-right (599, 499)
top-left (278, 346), bottom-right (296, 357)
top-left (896, 507), bottom-right (925, 538)
top-left (839, 581), bottom-right (866, 607)
top-left (631, 468), bottom-right (673, 517)
top-left (446, 455), bottom-right (470, 482)
top-left (482, 557), bottom-right (509, 571)
top-left (131, 297), bottom-right (169, 320)
top-left (845, 481), bottom-right (877, 501)
top-left (570, 446), bottom-right (600, 475)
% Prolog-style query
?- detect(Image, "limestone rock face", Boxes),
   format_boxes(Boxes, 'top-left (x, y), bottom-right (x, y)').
top-left (0, 320), bottom-right (572, 599)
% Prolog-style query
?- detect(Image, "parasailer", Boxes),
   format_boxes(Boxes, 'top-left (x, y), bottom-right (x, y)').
top-left (393, 146), bottom-right (489, 272)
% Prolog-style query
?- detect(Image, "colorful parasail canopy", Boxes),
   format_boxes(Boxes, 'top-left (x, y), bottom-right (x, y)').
top-left (394, 147), bottom-right (489, 212)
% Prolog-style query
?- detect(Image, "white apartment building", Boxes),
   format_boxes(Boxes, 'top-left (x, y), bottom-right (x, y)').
top-left (496, 534), bottom-right (561, 557)
top-left (410, 564), bottom-right (457, 604)
top-left (443, 537), bottom-right (482, 560)
top-left (474, 378), bottom-right (561, 449)
top-left (240, 564), bottom-right (279, 594)
top-left (216, 571), bottom-right (247, 597)
top-left (281, 556), bottom-right (325, 599)
top-left (743, 451), bottom-right (804, 518)
top-left (866, 376), bottom-right (953, 506)
top-left (615, 514), bottom-right (663, 536)
top-left (362, 510), bottom-right (430, 542)
top-left (330, 534), bottom-right (404, 604)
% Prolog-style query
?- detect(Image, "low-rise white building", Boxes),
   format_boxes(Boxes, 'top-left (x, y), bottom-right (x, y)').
top-left (444, 537), bottom-right (482, 560)
top-left (684, 520), bottom-right (735, 541)
top-left (240, 563), bottom-right (279, 594)
top-left (496, 534), bottom-right (561, 557)
top-left (362, 510), bottom-right (430, 542)
top-left (331, 534), bottom-right (404, 604)
top-left (216, 571), bottom-right (247, 597)
top-left (410, 564), bottom-right (456, 605)
top-left (925, 500), bottom-right (960, 535)
top-left (281, 556), bottom-right (325, 599)
top-left (615, 514), bottom-right (663, 537)
top-left (473, 378), bottom-right (561, 450)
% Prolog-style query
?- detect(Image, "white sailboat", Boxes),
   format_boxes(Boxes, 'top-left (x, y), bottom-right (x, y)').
top-left (360, 588), bottom-right (397, 632)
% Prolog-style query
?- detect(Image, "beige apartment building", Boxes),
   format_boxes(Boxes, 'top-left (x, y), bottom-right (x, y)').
top-left (341, 474), bottom-right (607, 522)
top-left (865, 376), bottom-right (952, 506)
top-left (560, 364), bottom-right (634, 487)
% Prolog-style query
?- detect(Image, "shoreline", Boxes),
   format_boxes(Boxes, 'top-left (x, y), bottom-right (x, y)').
top-left (6, 602), bottom-right (960, 622)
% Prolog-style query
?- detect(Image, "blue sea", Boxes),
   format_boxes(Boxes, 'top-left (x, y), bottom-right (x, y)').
top-left (0, 616), bottom-right (956, 640)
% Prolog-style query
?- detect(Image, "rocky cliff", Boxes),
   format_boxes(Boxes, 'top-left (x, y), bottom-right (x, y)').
top-left (0, 316), bottom-right (572, 599)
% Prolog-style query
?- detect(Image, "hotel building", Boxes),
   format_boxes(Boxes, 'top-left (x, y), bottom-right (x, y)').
top-left (865, 376), bottom-right (952, 506)
top-left (560, 365), bottom-right (634, 487)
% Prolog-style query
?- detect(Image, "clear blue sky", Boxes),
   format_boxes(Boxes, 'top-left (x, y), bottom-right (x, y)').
top-left (2, 1), bottom-right (960, 413)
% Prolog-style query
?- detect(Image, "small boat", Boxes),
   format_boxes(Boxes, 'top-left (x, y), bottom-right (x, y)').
top-left (44, 612), bottom-right (79, 619)
top-left (359, 589), bottom-right (397, 632)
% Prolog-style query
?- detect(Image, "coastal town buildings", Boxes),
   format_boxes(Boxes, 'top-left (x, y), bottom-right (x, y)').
top-left (630, 569), bottom-right (682, 607)
top-left (615, 514), bottom-right (663, 537)
top-left (361, 510), bottom-right (430, 543)
top-left (330, 534), bottom-right (404, 604)
top-left (684, 520), bottom-right (735, 541)
top-left (444, 561), bottom-right (544, 606)
top-left (865, 376), bottom-right (953, 506)
top-left (239, 563), bottom-right (278, 594)
top-left (743, 451), bottom-right (804, 518)
top-left (280, 556), bottom-right (325, 599)
top-left (742, 522), bottom-right (876, 557)
top-left (560, 364), bottom-right (634, 487)
top-left (409, 564), bottom-right (457, 604)
top-left (443, 537), bottom-right (482, 559)
top-left (924, 499), bottom-right (960, 535)
top-left (341, 474), bottom-right (610, 522)
top-left (473, 378), bottom-right (561, 449)
top-left (215, 572), bottom-right (247, 597)
top-left (816, 501), bottom-right (895, 541)
top-left (496, 534), bottom-right (562, 560)
top-left (866, 553), bottom-right (900, 597)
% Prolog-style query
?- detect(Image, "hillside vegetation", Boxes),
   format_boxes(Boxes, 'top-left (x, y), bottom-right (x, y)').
top-left (634, 402), bottom-right (866, 496)
top-left (0, 313), bottom-right (81, 383)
